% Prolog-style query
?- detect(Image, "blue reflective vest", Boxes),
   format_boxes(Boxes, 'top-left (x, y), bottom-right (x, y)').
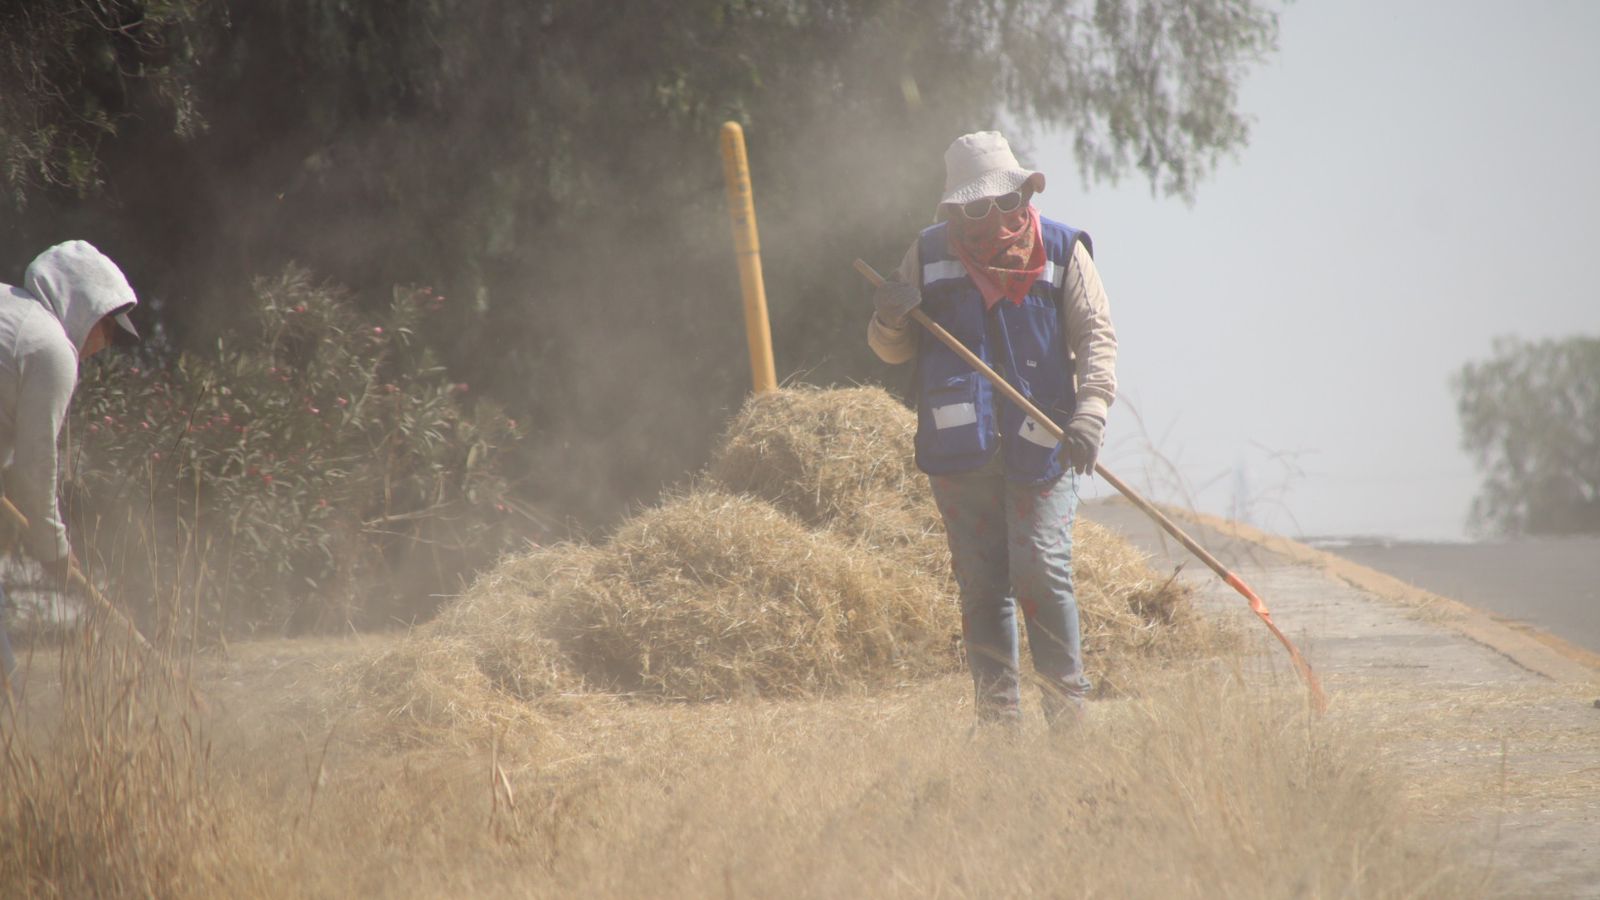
top-left (913, 216), bottom-right (1092, 482)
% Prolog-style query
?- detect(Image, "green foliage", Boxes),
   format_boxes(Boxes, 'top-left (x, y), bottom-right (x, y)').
top-left (0, 0), bottom-right (208, 207)
top-left (67, 267), bottom-right (524, 635)
top-left (6, 0), bottom-right (1282, 532)
top-left (1453, 336), bottom-right (1600, 536)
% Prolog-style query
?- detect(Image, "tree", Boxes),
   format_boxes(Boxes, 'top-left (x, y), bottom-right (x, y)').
top-left (2, 0), bottom-right (1282, 527)
top-left (1454, 336), bottom-right (1600, 536)
top-left (0, 0), bottom-right (208, 207)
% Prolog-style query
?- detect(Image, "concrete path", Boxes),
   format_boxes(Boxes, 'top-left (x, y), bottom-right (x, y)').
top-left (1082, 498), bottom-right (1600, 899)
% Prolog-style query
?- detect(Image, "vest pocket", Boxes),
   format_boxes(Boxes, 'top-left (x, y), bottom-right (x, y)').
top-left (918, 375), bottom-right (987, 460)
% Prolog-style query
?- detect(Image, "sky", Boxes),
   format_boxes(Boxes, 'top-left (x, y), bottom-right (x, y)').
top-left (1029, 0), bottom-right (1600, 542)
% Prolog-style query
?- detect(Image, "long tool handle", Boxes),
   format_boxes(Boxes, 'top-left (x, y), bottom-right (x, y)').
top-left (1, 496), bottom-right (206, 712)
top-left (854, 258), bottom-right (1326, 712)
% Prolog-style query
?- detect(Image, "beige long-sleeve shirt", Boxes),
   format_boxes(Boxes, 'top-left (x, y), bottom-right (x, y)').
top-left (867, 237), bottom-right (1117, 421)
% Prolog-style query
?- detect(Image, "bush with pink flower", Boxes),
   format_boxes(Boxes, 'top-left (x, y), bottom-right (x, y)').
top-left (68, 267), bottom-right (523, 636)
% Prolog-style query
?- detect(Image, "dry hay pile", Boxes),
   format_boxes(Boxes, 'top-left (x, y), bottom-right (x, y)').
top-left (707, 385), bottom-right (949, 575)
top-left (1073, 518), bottom-right (1211, 668)
top-left (343, 550), bottom-right (598, 746)
top-left (353, 385), bottom-right (1208, 726)
top-left (349, 638), bottom-right (547, 747)
top-left (528, 491), bottom-right (953, 698)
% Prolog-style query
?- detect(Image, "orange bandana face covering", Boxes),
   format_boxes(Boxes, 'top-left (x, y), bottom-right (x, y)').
top-left (949, 204), bottom-right (1045, 309)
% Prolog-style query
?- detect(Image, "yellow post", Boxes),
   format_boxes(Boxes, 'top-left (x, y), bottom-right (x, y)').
top-left (718, 121), bottom-right (778, 394)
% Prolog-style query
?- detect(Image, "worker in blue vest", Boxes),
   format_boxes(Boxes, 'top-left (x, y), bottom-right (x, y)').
top-left (868, 132), bottom-right (1118, 727)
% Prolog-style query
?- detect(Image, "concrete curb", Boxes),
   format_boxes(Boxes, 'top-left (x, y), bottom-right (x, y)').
top-left (1164, 507), bottom-right (1600, 684)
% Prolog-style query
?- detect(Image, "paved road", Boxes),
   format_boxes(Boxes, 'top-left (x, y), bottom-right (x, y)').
top-left (1312, 536), bottom-right (1600, 655)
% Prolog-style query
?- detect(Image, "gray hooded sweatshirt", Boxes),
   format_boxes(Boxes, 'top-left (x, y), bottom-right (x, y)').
top-left (0, 241), bottom-right (137, 563)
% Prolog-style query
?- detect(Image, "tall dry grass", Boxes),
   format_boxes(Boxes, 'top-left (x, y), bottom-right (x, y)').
top-left (186, 655), bottom-right (1480, 898)
top-left (0, 614), bottom-right (254, 897)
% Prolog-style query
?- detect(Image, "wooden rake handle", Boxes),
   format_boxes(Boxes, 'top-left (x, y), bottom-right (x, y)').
top-left (854, 258), bottom-right (1326, 713)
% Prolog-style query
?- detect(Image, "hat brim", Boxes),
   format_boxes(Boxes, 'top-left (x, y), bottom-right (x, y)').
top-left (109, 307), bottom-right (140, 345)
top-left (936, 170), bottom-right (1046, 220)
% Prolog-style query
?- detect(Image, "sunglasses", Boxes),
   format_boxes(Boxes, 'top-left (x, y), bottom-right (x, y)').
top-left (959, 191), bottom-right (1025, 220)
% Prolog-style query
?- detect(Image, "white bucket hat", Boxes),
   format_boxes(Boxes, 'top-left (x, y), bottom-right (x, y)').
top-left (936, 131), bottom-right (1046, 220)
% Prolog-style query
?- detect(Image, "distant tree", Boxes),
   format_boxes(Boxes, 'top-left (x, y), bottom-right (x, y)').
top-left (1453, 336), bottom-right (1600, 536)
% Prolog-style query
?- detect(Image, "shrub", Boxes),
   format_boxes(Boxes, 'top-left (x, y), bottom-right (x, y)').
top-left (67, 266), bottom-right (523, 636)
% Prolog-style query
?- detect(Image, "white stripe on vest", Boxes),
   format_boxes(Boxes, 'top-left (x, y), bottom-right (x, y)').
top-left (922, 259), bottom-right (967, 284)
top-left (925, 258), bottom-right (1067, 289)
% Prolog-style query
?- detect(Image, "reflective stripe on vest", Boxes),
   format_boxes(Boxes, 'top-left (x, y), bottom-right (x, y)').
top-left (923, 257), bottom-right (1069, 290)
top-left (912, 216), bottom-right (1091, 482)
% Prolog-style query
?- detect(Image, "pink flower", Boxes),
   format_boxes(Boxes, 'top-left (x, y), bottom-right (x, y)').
top-left (453, 383), bottom-right (469, 393)
top-left (262, 474), bottom-right (273, 485)
top-left (372, 326), bottom-right (384, 336)
top-left (336, 397), bottom-right (348, 408)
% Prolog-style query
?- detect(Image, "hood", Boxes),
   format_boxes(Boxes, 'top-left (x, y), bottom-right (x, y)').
top-left (22, 241), bottom-right (138, 356)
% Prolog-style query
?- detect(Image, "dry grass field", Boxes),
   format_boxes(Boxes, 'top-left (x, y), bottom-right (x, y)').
top-left (0, 388), bottom-right (1493, 897)
top-left (1, 635), bottom-right (1488, 899)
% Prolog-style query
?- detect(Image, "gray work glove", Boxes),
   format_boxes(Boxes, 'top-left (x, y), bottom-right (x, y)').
top-left (873, 281), bottom-right (922, 329)
top-left (1060, 414), bottom-right (1104, 476)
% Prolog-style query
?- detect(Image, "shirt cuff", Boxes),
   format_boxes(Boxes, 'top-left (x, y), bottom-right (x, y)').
top-left (1073, 396), bottom-right (1109, 422)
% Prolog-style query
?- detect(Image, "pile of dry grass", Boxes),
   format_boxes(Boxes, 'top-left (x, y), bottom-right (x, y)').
top-left (708, 385), bottom-right (921, 526)
top-left (389, 492), bottom-right (955, 705)
top-left (708, 385), bottom-right (950, 575)
top-left (339, 549), bottom-right (602, 745)
top-left (1075, 518), bottom-right (1210, 657)
top-left (525, 490), bottom-right (955, 699)
top-left (357, 385), bottom-right (1209, 715)
top-left (347, 638), bottom-right (549, 747)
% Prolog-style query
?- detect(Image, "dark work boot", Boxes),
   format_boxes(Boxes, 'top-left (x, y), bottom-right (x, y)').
top-left (1040, 685), bottom-right (1087, 733)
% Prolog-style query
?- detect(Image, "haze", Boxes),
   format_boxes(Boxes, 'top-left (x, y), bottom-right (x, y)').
top-left (1031, 0), bottom-right (1600, 541)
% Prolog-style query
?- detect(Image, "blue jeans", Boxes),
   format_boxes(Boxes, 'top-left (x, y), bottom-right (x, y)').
top-left (930, 458), bottom-right (1089, 722)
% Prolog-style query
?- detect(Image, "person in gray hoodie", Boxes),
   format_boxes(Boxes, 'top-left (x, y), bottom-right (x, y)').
top-left (0, 241), bottom-right (140, 684)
